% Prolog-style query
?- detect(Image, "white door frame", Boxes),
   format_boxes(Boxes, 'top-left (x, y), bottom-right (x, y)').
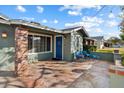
top-left (54, 35), bottom-right (64, 60)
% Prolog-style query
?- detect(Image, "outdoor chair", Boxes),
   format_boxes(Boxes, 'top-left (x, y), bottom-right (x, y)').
top-left (81, 50), bottom-right (99, 59)
top-left (75, 51), bottom-right (84, 59)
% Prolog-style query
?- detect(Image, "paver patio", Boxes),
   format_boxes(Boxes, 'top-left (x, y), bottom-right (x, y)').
top-left (0, 60), bottom-right (112, 88)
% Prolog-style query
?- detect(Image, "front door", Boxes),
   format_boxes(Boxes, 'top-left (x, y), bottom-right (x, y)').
top-left (56, 36), bottom-right (62, 60)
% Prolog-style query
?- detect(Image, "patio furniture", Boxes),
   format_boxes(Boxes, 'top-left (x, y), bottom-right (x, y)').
top-left (75, 51), bottom-right (84, 59)
top-left (81, 50), bottom-right (99, 59)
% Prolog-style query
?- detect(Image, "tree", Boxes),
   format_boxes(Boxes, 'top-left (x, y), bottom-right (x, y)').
top-left (107, 37), bottom-right (120, 45)
top-left (119, 6), bottom-right (124, 40)
top-left (120, 33), bottom-right (124, 41)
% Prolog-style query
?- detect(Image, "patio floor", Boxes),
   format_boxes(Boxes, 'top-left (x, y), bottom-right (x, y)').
top-left (0, 60), bottom-right (112, 88)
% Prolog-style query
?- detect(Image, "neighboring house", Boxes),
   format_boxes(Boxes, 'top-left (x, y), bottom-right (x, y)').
top-left (0, 14), bottom-right (88, 71)
top-left (91, 36), bottom-right (104, 49)
top-left (83, 37), bottom-right (96, 46)
top-left (91, 36), bottom-right (112, 49)
top-left (83, 37), bottom-right (97, 51)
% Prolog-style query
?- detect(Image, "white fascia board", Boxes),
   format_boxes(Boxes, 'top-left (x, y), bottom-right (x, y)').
top-left (10, 20), bottom-right (62, 33)
top-left (0, 19), bottom-right (10, 25)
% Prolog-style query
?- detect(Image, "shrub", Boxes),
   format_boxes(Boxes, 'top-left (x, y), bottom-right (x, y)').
top-left (83, 45), bottom-right (97, 52)
top-left (121, 54), bottom-right (124, 66)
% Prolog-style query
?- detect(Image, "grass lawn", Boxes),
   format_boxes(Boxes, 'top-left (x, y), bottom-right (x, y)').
top-left (96, 48), bottom-right (124, 54)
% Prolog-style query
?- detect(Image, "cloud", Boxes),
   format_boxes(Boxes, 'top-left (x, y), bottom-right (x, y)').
top-left (107, 20), bottom-right (118, 27)
top-left (108, 13), bottom-right (115, 18)
top-left (16, 5), bottom-right (26, 12)
top-left (104, 32), bottom-right (120, 39)
top-left (82, 16), bottom-right (104, 24)
top-left (53, 19), bottom-right (58, 24)
top-left (36, 6), bottom-right (44, 13)
top-left (95, 28), bottom-right (103, 32)
top-left (68, 10), bottom-right (82, 16)
top-left (65, 16), bottom-right (104, 29)
top-left (59, 5), bottom-right (101, 16)
top-left (42, 19), bottom-right (48, 23)
top-left (65, 16), bottom-right (104, 35)
top-left (20, 17), bottom-right (34, 21)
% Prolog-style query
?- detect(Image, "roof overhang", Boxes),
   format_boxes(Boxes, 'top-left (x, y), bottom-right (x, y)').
top-left (62, 26), bottom-right (89, 37)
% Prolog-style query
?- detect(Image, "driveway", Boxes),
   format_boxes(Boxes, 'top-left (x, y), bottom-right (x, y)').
top-left (68, 61), bottom-right (111, 88)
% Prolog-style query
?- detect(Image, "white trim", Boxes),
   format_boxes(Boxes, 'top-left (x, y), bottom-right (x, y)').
top-left (28, 32), bottom-right (52, 54)
top-left (54, 35), bottom-right (64, 60)
top-left (28, 32), bottom-right (52, 37)
top-left (28, 51), bottom-right (52, 55)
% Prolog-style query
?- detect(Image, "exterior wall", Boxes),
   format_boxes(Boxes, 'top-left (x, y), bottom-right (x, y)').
top-left (92, 52), bottom-right (114, 62)
top-left (71, 31), bottom-right (83, 59)
top-left (63, 34), bottom-right (72, 61)
top-left (0, 24), bottom-right (15, 71)
top-left (28, 31), bottom-right (55, 62)
top-left (96, 39), bottom-right (104, 49)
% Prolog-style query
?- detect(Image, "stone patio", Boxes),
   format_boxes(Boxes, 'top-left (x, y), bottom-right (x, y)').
top-left (18, 60), bottom-right (94, 88)
top-left (0, 60), bottom-right (111, 88)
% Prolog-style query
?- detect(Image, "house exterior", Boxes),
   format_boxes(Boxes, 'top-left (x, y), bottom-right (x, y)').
top-left (91, 36), bottom-right (104, 49)
top-left (0, 14), bottom-right (88, 71)
top-left (91, 36), bottom-right (112, 49)
top-left (83, 37), bottom-right (97, 51)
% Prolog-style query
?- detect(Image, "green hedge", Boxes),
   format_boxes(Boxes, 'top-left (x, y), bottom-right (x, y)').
top-left (83, 45), bottom-right (97, 52)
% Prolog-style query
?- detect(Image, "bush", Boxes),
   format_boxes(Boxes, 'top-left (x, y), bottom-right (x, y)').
top-left (83, 45), bottom-right (97, 52)
top-left (121, 54), bottom-right (124, 66)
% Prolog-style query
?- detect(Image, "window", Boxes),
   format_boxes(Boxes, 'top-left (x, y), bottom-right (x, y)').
top-left (28, 34), bottom-right (52, 53)
top-left (28, 35), bottom-right (33, 52)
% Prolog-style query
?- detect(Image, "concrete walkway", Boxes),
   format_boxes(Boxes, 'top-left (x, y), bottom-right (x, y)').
top-left (68, 61), bottom-right (111, 88)
top-left (0, 71), bottom-right (26, 88)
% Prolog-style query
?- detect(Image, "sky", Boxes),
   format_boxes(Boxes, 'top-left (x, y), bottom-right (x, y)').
top-left (0, 5), bottom-right (123, 39)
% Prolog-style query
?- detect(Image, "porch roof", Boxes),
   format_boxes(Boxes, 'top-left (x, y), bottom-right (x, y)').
top-left (61, 26), bottom-right (89, 37)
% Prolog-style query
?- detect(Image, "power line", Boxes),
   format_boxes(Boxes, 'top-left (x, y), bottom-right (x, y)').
top-left (92, 5), bottom-right (106, 17)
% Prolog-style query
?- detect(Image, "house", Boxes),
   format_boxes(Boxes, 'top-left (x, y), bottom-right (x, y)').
top-left (0, 14), bottom-right (88, 71)
top-left (91, 36), bottom-right (104, 49)
top-left (91, 36), bottom-right (112, 49)
top-left (83, 37), bottom-right (97, 51)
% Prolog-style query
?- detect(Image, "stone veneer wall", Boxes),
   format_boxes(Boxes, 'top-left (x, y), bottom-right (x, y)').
top-left (15, 27), bottom-right (29, 76)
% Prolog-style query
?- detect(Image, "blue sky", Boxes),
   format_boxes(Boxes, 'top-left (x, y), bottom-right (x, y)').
top-left (0, 5), bottom-right (122, 39)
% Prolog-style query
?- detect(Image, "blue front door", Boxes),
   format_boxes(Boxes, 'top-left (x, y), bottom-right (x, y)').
top-left (56, 36), bottom-right (62, 59)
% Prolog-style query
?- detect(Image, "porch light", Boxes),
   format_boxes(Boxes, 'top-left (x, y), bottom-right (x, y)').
top-left (2, 32), bottom-right (7, 38)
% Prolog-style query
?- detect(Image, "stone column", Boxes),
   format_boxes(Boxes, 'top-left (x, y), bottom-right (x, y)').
top-left (15, 27), bottom-right (29, 76)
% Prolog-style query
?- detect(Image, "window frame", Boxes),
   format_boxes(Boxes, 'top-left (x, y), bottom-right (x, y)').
top-left (28, 32), bottom-right (52, 54)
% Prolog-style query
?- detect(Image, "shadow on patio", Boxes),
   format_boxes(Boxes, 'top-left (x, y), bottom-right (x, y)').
top-left (0, 71), bottom-right (26, 88)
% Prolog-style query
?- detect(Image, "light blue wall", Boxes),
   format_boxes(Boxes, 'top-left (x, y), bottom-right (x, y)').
top-left (92, 52), bottom-right (114, 62)
top-left (0, 24), bottom-right (15, 70)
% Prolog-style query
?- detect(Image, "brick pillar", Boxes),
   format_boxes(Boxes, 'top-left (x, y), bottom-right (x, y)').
top-left (15, 27), bottom-right (28, 76)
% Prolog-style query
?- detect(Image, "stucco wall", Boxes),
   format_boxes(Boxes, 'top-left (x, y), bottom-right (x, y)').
top-left (92, 52), bottom-right (114, 62)
top-left (0, 24), bottom-right (15, 71)
top-left (28, 52), bottom-right (53, 62)
top-left (63, 34), bottom-right (72, 61)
